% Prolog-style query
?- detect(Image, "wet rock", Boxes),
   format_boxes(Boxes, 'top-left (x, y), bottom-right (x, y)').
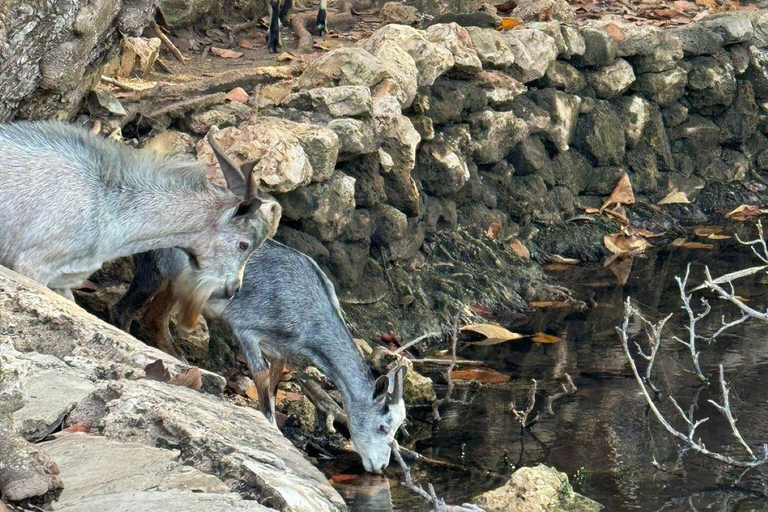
top-left (476, 464), bottom-right (603, 512)
top-left (539, 61), bottom-right (587, 94)
top-left (361, 24), bottom-right (454, 87)
top-left (464, 27), bottom-right (515, 69)
top-left (367, 42), bottom-right (419, 108)
top-left (632, 66), bottom-right (688, 105)
top-left (416, 140), bottom-right (471, 196)
top-left (299, 47), bottom-right (386, 89)
top-left (669, 25), bottom-right (724, 56)
top-left (686, 54), bottom-right (736, 111)
top-left (370, 347), bottom-right (436, 404)
top-left (286, 86), bottom-right (373, 118)
top-left (583, 166), bottom-right (627, 195)
top-left (533, 89), bottom-right (582, 152)
top-left (553, 149), bottom-right (592, 194)
top-left (573, 101), bottom-right (626, 166)
top-left (425, 78), bottom-right (487, 124)
top-left (468, 110), bottom-right (532, 164)
top-left (717, 81), bottom-right (758, 144)
top-left (503, 29), bottom-right (559, 83)
top-left (328, 118), bottom-right (377, 160)
top-left (584, 59), bottom-right (635, 99)
top-left (510, 0), bottom-right (575, 23)
top-left (472, 70), bottom-right (528, 107)
top-left (700, 13), bottom-right (754, 45)
top-left (626, 143), bottom-right (659, 193)
top-left (509, 136), bottom-right (555, 186)
top-left (573, 27), bottom-right (616, 67)
top-left (187, 102), bottom-right (250, 134)
top-left (425, 23), bottom-right (483, 76)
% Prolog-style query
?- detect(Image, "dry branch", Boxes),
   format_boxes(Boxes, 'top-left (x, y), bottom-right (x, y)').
top-left (150, 20), bottom-right (188, 65)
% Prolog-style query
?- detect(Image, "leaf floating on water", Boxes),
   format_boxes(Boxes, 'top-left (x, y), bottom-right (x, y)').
top-left (658, 188), bottom-right (690, 205)
top-left (498, 17), bottom-right (522, 30)
top-left (604, 233), bottom-right (651, 255)
top-left (601, 174), bottom-right (635, 211)
top-left (725, 204), bottom-right (768, 221)
top-left (145, 359), bottom-right (170, 383)
top-left (671, 238), bottom-right (714, 250)
top-left (693, 226), bottom-right (723, 236)
top-left (461, 323), bottom-right (524, 344)
top-left (533, 332), bottom-right (562, 344)
top-left (509, 238), bottom-right (530, 258)
top-left (450, 368), bottom-right (510, 383)
top-left (530, 300), bottom-right (570, 308)
top-left (603, 205), bottom-right (629, 227)
top-left (551, 254), bottom-right (580, 264)
top-left (544, 263), bottom-right (573, 272)
top-left (210, 47), bottom-right (244, 59)
top-left (605, 253), bottom-right (633, 285)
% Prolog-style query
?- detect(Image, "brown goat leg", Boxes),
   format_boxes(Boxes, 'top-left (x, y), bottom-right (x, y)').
top-left (143, 288), bottom-right (185, 361)
top-left (252, 363), bottom-right (277, 425)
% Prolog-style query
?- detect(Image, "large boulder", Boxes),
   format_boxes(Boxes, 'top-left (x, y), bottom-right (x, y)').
top-left (464, 27), bottom-right (516, 70)
top-left (366, 42), bottom-right (419, 108)
top-left (573, 102), bottom-right (626, 166)
top-left (503, 29), bottom-right (559, 84)
top-left (298, 47), bottom-right (386, 89)
top-left (584, 59), bottom-right (636, 100)
top-left (361, 24), bottom-right (454, 87)
top-left (468, 110), bottom-right (537, 164)
top-left (424, 23), bottom-right (483, 76)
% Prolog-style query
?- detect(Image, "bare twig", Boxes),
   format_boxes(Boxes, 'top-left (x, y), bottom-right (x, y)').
top-left (394, 331), bottom-right (442, 355)
top-left (510, 374), bottom-right (577, 429)
top-left (735, 220), bottom-right (768, 264)
top-left (673, 266), bottom-right (708, 382)
top-left (433, 314), bottom-right (460, 421)
top-left (150, 20), bottom-right (188, 65)
top-left (707, 365), bottom-right (756, 460)
top-left (100, 75), bottom-right (143, 91)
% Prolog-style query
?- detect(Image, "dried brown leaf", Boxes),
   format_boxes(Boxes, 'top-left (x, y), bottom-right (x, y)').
top-left (604, 233), bottom-right (651, 255)
top-left (658, 188), bottom-right (690, 205)
top-left (461, 323), bottom-right (524, 344)
top-left (145, 359), bottom-right (170, 382)
top-left (551, 254), bottom-right (580, 264)
top-left (169, 367), bottom-right (203, 391)
top-left (210, 47), bottom-right (244, 59)
top-left (509, 238), bottom-right (530, 258)
top-left (530, 300), bottom-right (570, 308)
top-left (487, 222), bottom-right (502, 240)
top-left (603, 22), bottom-right (626, 41)
top-left (601, 174), bottom-right (635, 211)
top-left (532, 332), bottom-right (562, 344)
top-left (725, 204), bottom-right (768, 221)
top-left (671, 238), bottom-right (714, 250)
top-left (450, 368), bottom-right (510, 383)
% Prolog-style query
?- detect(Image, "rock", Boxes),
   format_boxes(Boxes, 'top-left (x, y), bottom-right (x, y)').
top-left (503, 29), bottom-right (559, 83)
top-left (633, 34), bottom-right (684, 73)
top-left (552, 149), bottom-right (592, 194)
top-left (425, 23), bottom-right (483, 76)
top-left (746, 46), bottom-right (768, 98)
top-left (118, 37), bottom-right (161, 78)
top-left (274, 226), bottom-right (329, 263)
top-left (560, 25), bottom-right (586, 59)
top-left (661, 102), bottom-right (689, 128)
top-left (299, 47), bottom-right (386, 89)
top-left (286, 86), bottom-right (373, 118)
top-left (510, 0), bottom-right (575, 23)
top-left (281, 171), bottom-right (356, 242)
top-left (468, 110), bottom-right (533, 164)
top-left (632, 66), bottom-right (688, 105)
top-left (643, 103), bottom-right (675, 171)
top-left (749, 11), bottom-right (768, 47)
top-left (157, 0), bottom-right (223, 28)
top-left (729, 43), bottom-right (751, 75)
top-left (416, 141), bottom-right (471, 195)
top-left (686, 54), bottom-right (736, 111)
top-left (410, 115), bottom-right (436, 141)
top-left (613, 95), bottom-right (651, 148)
top-left (717, 81), bottom-right (758, 144)
top-left (573, 27), bottom-right (617, 67)
top-left (700, 13), bottom-right (754, 45)
top-left (584, 59), bottom-right (635, 99)
top-left (87, 89), bottom-right (126, 117)
top-left (367, 42), bottom-right (419, 108)
top-left (370, 347), bottom-right (436, 403)
top-left (476, 464), bottom-right (603, 512)
top-left (379, 2), bottom-right (421, 25)
top-left (339, 154), bottom-right (387, 208)
top-left (626, 143), bottom-right (659, 193)
top-left (372, 204), bottom-right (409, 243)
top-left (327, 240), bottom-right (370, 290)
top-left (425, 78), bottom-right (487, 124)
top-left (464, 27), bottom-right (515, 69)
top-left (509, 136), bottom-right (555, 185)
top-left (187, 102), bottom-right (250, 134)
top-left (328, 118), bottom-right (377, 160)
top-left (472, 70), bottom-right (527, 106)
top-left (539, 61), bottom-right (587, 94)
top-left (361, 24), bottom-right (454, 87)
top-left (573, 101), bottom-right (626, 166)
top-left (70, 378), bottom-right (345, 511)
top-left (142, 130), bottom-right (196, 158)
top-left (376, 115), bottom-right (422, 216)
top-left (669, 25), bottom-right (724, 56)
top-left (198, 118), bottom-right (339, 192)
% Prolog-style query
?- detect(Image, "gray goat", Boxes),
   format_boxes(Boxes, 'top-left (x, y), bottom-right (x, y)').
top-left (113, 239), bottom-right (406, 473)
top-left (0, 121), bottom-right (280, 305)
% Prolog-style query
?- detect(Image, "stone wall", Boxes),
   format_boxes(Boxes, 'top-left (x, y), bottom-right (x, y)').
top-left (198, 11), bottom-right (768, 337)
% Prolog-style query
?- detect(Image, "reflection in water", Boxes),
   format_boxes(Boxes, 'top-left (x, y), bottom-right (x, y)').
top-left (334, 240), bottom-right (768, 511)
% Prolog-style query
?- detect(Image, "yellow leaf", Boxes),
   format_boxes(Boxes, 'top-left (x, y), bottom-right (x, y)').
top-left (510, 238), bottom-right (530, 258)
top-left (533, 333), bottom-right (562, 344)
top-left (451, 368), bottom-right (510, 383)
top-left (725, 204), bottom-right (767, 221)
top-left (530, 300), bottom-right (570, 308)
top-left (461, 323), bottom-right (524, 344)
top-left (658, 188), bottom-right (690, 205)
top-left (498, 18), bottom-right (522, 30)
top-left (601, 174), bottom-right (635, 212)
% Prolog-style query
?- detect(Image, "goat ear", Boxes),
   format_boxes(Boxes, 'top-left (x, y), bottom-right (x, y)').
top-left (388, 365), bottom-right (407, 406)
top-left (373, 374), bottom-right (389, 404)
top-left (231, 197), bottom-right (264, 220)
top-left (240, 161), bottom-right (258, 201)
top-left (207, 127), bottom-right (247, 198)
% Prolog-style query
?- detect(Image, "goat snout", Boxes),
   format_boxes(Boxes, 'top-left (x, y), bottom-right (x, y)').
top-left (225, 279), bottom-right (242, 299)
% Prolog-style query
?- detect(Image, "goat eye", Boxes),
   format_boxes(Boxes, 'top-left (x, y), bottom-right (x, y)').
top-left (239, 241), bottom-right (250, 251)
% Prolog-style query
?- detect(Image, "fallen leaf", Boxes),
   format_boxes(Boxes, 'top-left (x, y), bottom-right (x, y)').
top-left (238, 39), bottom-right (256, 49)
top-left (530, 300), bottom-right (570, 308)
top-left (583, 207), bottom-right (601, 214)
top-left (169, 367), bottom-right (203, 391)
top-left (398, 295), bottom-right (415, 306)
top-left (693, 226), bottom-right (723, 236)
top-left (671, 238), bottom-right (714, 250)
top-left (603, 22), bottom-right (626, 41)
top-left (544, 263), bottom-right (573, 272)
top-left (604, 233), bottom-right (651, 255)
top-left (487, 222), bottom-right (502, 240)
top-left (533, 332), bottom-right (562, 344)
top-left (245, 384), bottom-right (259, 402)
top-left (145, 359), bottom-right (170, 382)
top-left (210, 47), bottom-right (244, 59)
top-left (277, 51), bottom-right (300, 61)
top-left (658, 188), bottom-right (691, 205)
top-left (450, 368), bottom-right (510, 383)
top-left (380, 331), bottom-right (399, 350)
top-left (672, 0), bottom-right (698, 10)
top-left (461, 323), bottom-right (524, 344)
top-left (603, 205), bottom-right (629, 226)
top-left (63, 422), bottom-right (91, 433)
top-left (494, 0), bottom-right (518, 13)
top-left (707, 233), bottom-right (731, 240)
top-left (551, 254), bottom-right (580, 264)
top-left (498, 17), bottom-right (522, 30)
top-left (631, 228), bottom-right (665, 238)
top-left (725, 204), bottom-right (768, 221)
top-left (601, 174), bottom-right (635, 211)
top-left (225, 87), bottom-right (249, 103)
top-left (509, 238), bottom-right (530, 258)
top-left (605, 253), bottom-right (633, 285)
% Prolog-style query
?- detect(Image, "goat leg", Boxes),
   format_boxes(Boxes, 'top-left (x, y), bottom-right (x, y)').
top-left (143, 288), bottom-right (186, 362)
top-left (0, 423), bottom-right (62, 502)
top-left (252, 362), bottom-right (277, 426)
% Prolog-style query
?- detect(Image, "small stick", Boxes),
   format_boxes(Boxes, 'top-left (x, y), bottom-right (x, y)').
top-left (100, 75), bottom-right (143, 91)
top-left (154, 57), bottom-right (174, 74)
top-left (394, 331), bottom-right (441, 355)
top-left (150, 20), bottom-right (188, 65)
